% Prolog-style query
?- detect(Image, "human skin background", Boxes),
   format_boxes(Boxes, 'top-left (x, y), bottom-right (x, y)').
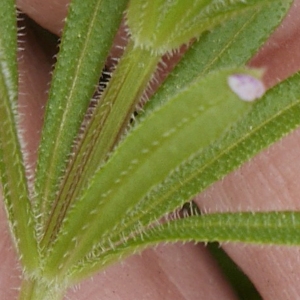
top-left (1, 0), bottom-right (300, 299)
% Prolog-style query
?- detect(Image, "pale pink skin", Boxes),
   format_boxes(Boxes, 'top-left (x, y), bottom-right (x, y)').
top-left (1, 1), bottom-right (300, 299)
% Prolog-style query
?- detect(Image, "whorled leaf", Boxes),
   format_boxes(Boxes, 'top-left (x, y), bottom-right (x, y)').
top-left (71, 1), bottom-right (292, 276)
top-left (40, 41), bottom-right (160, 249)
top-left (143, 0), bottom-right (292, 114)
top-left (0, 1), bottom-right (38, 271)
top-left (39, 0), bottom-right (293, 277)
top-left (42, 68), bottom-right (259, 278)
top-left (128, 71), bottom-right (300, 236)
top-left (69, 211), bottom-right (300, 282)
top-left (34, 0), bottom-right (129, 232)
top-left (106, 0), bottom-right (294, 246)
top-left (127, 0), bottom-right (284, 54)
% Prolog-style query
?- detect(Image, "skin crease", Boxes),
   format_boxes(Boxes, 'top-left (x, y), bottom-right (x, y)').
top-left (0, 0), bottom-right (298, 298)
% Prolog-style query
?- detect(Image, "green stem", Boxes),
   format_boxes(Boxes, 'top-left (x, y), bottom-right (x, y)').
top-left (41, 40), bottom-right (160, 251)
top-left (18, 277), bottom-right (65, 300)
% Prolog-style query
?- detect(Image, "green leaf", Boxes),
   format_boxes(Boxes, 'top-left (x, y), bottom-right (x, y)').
top-left (127, 0), bottom-right (284, 54)
top-left (112, 0), bottom-right (294, 238)
top-left (143, 0), bottom-right (293, 114)
top-left (81, 0), bottom-right (291, 263)
top-left (0, 1), bottom-right (38, 271)
top-left (69, 211), bottom-right (300, 282)
top-left (40, 42), bottom-right (160, 249)
top-left (141, 212), bottom-right (300, 245)
top-left (43, 68), bottom-right (258, 277)
top-left (130, 71), bottom-right (300, 233)
top-left (34, 0), bottom-right (129, 230)
top-left (68, 0), bottom-right (296, 283)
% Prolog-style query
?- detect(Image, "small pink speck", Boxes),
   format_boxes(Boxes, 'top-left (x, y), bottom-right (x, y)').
top-left (228, 74), bottom-right (266, 102)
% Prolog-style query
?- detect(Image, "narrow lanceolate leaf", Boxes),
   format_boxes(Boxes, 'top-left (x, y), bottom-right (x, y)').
top-left (127, 0), bottom-right (285, 54)
top-left (40, 42), bottom-right (160, 249)
top-left (143, 0), bottom-right (292, 114)
top-left (0, 1), bottom-right (38, 271)
top-left (43, 68), bottom-right (260, 277)
top-left (69, 211), bottom-right (300, 281)
top-left (71, 1), bottom-right (292, 270)
top-left (34, 0), bottom-right (129, 230)
top-left (125, 71), bottom-right (300, 236)
top-left (106, 0), bottom-right (293, 248)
